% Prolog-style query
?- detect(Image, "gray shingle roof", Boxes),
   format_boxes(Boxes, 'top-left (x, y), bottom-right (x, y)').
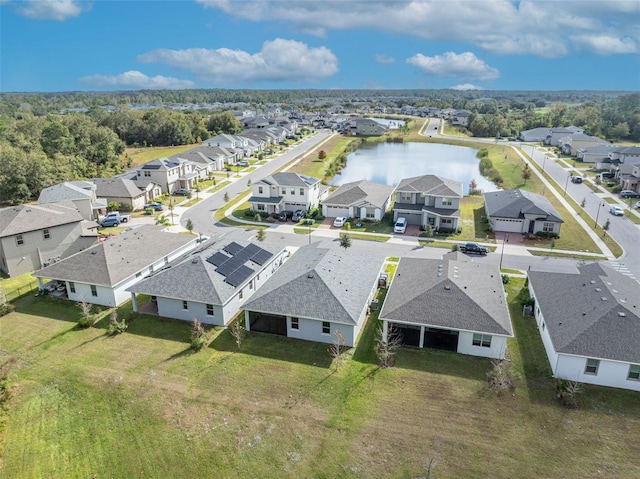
top-left (395, 175), bottom-right (463, 198)
top-left (379, 258), bottom-right (513, 336)
top-left (528, 263), bottom-right (640, 363)
top-left (93, 177), bottom-right (145, 199)
top-left (243, 245), bottom-right (385, 325)
top-left (33, 225), bottom-right (196, 287)
top-left (484, 189), bottom-right (563, 223)
top-left (0, 202), bottom-right (85, 237)
top-left (324, 180), bottom-right (394, 209)
top-left (38, 182), bottom-right (93, 204)
top-left (127, 231), bottom-right (284, 305)
top-left (258, 172), bottom-right (320, 189)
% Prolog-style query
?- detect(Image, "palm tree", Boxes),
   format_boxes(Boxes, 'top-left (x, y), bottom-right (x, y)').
top-left (339, 232), bottom-right (352, 250)
top-left (155, 215), bottom-right (171, 227)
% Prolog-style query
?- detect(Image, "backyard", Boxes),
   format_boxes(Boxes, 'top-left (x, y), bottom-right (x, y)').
top-left (1, 280), bottom-right (639, 478)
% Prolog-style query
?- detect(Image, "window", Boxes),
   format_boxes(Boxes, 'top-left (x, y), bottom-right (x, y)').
top-left (299, 188), bottom-right (304, 195)
top-left (627, 364), bottom-right (640, 381)
top-left (182, 300), bottom-right (188, 310)
top-left (290, 188), bottom-right (295, 195)
top-left (43, 229), bottom-right (51, 240)
top-left (69, 282), bottom-right (76, 293)
top-left (472, 333), bottom-right (491, 347)
top-left (322, 321), bottom-right (330, 334)
top-left (206, 304), bottom-right (214, 316)
top-left (291, 317), bottom-right (299, 330)
top-left (441, 218), bottom-right (452, 224)
top-left (366, 209), bottom-right (375, 219)
top-left (164, 257), bottom-right (169, 265)
top-left (136, 272), bottom-right (141, 278)
top-left (258, 186), bottom-right (263, 194)
top-left (281, 188), bottom-right (286, 195)
top-left (144, 170), bottom-right (151, 177)
top-left (585, 358), bottom-right (600, 375)
top-left (249, 280), bottom-right (253, 290)
top-left (16, 234), bottom-right (24, 246)
top-left (400, 192), bottom-right (411, 202)
top-left (239, 289), bottom-right (243, 299)
top-left (442, 198), bottom-right (452, 206)
top-left (543, 222), bottom-right (554, 232)
top-left (90, 285), bottom-right (97, 297)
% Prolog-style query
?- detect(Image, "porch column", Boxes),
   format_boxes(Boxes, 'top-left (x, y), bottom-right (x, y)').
top-left (419, 326), bottom-right (425, 348)
top-left (131, 293), bottom-right (138, 312)
top-left (244, 310), bottom-right (251, 331)
top-left (36, 277), bottom-right (45, 289)
top-left (382, 320), bottom-right (388, 341)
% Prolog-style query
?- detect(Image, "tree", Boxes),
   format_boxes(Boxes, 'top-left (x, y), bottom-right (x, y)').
top-left (155, 214), bottom-right (171, 226)
top-left (328, 330), bottom-right (347, 371)
top-left (580, 198), bottom-right (586, 208)
top-left (339, 232), bottom-right (352, 250)
top-left (107, 201), bottom-right (120, 212)
top-left (469, 178), bottom-right (478, 194)
top-left (186, 218), bottom-right (194, 234)
top-left (190, 319), bottom-right (207, 350)
top-left (603, 218), bottom-right (610, 237)
top-left (318, 150), bottom-right (327, 160)
top-left (229, 317), bottom-right (246, 350)
top-left (424, 224), bottom-right (434, 237)
top-left (375, 324), bottom-right (402, 368)
top-left (522, 164), bottom-right (532, 184)
top-left (256, 229), bottom-right (266, 242)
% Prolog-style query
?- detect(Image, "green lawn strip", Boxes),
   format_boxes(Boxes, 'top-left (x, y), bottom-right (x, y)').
top-left (603, 197), bottom-right (618, 204)
top-left (417, 239), bottom-right (454, 248)
top-left (181, 197), bottom-right (204, 208)
top-left (0, 270), bottom-right (39, 302)
top-left (125, 144), bottom-right (198, 166)
top-left (624, 210), bottom-right (640, 224)
top-left (343, 232), bottom-right (389, 242)
top-left (500, 268), bottom-right (523, 275)
top-left (528, 250), bottom-right (606, 260)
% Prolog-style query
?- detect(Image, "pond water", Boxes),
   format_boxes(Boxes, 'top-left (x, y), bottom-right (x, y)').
top-left (330, 142), bottom-right (498, 194)
top-left (365, 118), bottom-right (405, 128)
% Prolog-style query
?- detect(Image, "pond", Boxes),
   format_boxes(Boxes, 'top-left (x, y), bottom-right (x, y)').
top-left (330, 142), bottom-right (498, 194)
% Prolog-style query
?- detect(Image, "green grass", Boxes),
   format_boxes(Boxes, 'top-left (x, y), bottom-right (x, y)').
top-left (0, 271), bottom-right (38, 302)
top-left (624, 209), bottom-right (640, 224)
top-left (125, 144), bottom-right (198, 166)
top-left (528, 250), bottom-right (606, 260)
top-left (603, 197), bottom-right (618, 204)
top-left (1, 286), bottom-right (640, 478)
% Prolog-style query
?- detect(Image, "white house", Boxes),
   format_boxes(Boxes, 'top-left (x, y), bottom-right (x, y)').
top-left (33, 225), bottom-right (198, 307)
top-left (322, 180), bottom-right (394, 221)
top-left (38, 181), bottom-right (106, 221)
top-left (378, 253), bottom-right (513, 359)
top-left (248, 172), bottom-right (325, 216)
top-left (133, 157), bottom-right (199, 194)
top-left (527, 263), bottom-right (640, 392)
top-left (483, 189), bottom-right (563, 235)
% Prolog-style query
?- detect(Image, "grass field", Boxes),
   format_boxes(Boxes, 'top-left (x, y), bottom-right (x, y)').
top-left (124, 144), bottom-right (198, 167)
top-left (1, 281), bottom-right (639, 478)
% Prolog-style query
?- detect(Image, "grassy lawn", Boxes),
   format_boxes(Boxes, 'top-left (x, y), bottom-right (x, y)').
top-left (289, 135), bottom-right (360, 180)
top-left (0, 271), bottom-right (39, 302)
top-left (624, 209), bottom-right (640, 224)
top-left (1, 283), bottom-right (639, 478)
top-left (124, 144), bottom-right (198, 166)
top-left (603, 197), bottom-right (618, 204)
top-left (527, 250), bottom-right (606, 260)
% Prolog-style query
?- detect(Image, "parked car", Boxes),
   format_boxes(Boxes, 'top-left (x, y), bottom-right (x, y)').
top-left (103, 211), bottom-right (130, 223)
top-left (292, 209), bottom-right (306, 222)
top-left (100, 217), bottom-right (121, 228)
top-left (620, 190), bottom-right (640, 198)
top-left (609, 206), bottom-right (624, 216)
top-left (278, 141), bottom-right (288, 146)
top-left (635, 201), bottom-right (640, 209)
top-left (278, 211), bottom-right (294, 221)
top-left (394, 217), bottom-right (407, 234)
top-left (143, 202), bottom-right (164, 211)
top-left (333, 217), bottom-right (347, 228)
top-left (237, 160), bottom-right (249, 167)
top-left (460, 242), bottom-right (489, 255)
top-left (599, 172), bottom-right (615, 179)
top-left (570, 176), bottom-right (583, 184)
top-left (173, 188), bottom-right (191, 196)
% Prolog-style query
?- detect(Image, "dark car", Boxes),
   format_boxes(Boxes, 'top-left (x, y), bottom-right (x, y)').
top-left (570, 176), bottom-right (583, 184)
top-left (278, 211), bottom-right (294, 221)
top-left (460, 242), bottom-right (489, 255)
top-left (173, 188), bottom-right (191, 196)
top-left (620, 190), bottom-right (640, 198)
top-left (144, 202), bottom-right (164, 211)
top-left (278, 141), bottom-right (288, 146)
top-left (292, 209), bottom-right (306, 221)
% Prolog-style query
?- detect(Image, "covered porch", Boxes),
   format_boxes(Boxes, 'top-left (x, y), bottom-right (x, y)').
top-left (384, 321), bottom-right (459, 352)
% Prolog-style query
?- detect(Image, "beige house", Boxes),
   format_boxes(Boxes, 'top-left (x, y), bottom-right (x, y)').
top-left (93, 177), bottom-right (147, 211)
top-left (0, 202), bottom-right (99, 277)
top-left (38, 181), bottom-right (107, 221)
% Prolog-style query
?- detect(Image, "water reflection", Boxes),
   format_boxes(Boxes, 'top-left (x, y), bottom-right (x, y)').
top-left (330, 142), bottom-right (498, 194)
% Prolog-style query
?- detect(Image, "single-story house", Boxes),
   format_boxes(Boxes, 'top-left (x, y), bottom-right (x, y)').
top-left (322, 180), bottom-right (394, 221)
top-left (242, 244), bottom-right (385, 347)
top-left (528, 263), bottom-right (640, 392)
top-left (33, 225), bottom-right (199, 307)
top-left (483, 189), bottom-right (563, 235)
top-left (127, 232), bottom-right (289, 326)
top-left (92, 177), bottom-right (147, 211)
top-left (378, 254), bottom-right (513, 359)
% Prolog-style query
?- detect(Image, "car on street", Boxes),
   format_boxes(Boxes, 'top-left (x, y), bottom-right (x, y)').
top-left (333, 217), bottom-right (347, 228)
top-left (173, 188), bottom-right (191, 196)
top-left (144, 202), bottom-right (164, 211)
top-left (459, 242), bottom-right (490, 255)
top-left (100, 217), bottom-right (121, 228)
top-left (635, 201), bottom-right (640, 208)
top-left (570, 176), bottom-right (583, 183)
top-left (394, 217), bottom-right (407, 234)
top-left (609, 206), bottom-right (624, 216)
top-left (620, 190), bottom-right (640, 198)
top-left (103, 211), bottom-right (130, 223)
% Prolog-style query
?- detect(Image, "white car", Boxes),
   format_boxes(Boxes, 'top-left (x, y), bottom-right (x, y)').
top-left (609, 206), bottom-right (624, 216)
top-left (394, 217), bottom-right (407, 234)
top-left (333, 217), bottom-right (347, 227)
top-left (635, 201), bottom-right (640, 209)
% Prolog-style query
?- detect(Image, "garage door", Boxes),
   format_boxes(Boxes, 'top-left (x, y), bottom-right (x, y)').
top-left (397, 212), bottom-right (422, 225)
top-left (325, 205), bottom-right (350, 217)
top-left (493, 218), bottom-right (523, 233)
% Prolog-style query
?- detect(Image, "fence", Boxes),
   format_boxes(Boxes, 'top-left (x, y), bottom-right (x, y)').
top-left (4, 280), bottom-right (39, 303)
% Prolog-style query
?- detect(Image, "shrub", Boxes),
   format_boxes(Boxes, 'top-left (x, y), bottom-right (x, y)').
top-left (535, 231), bottom-right (559, 239)
top-left (437, 227), bottom-right (456, 235)
top-left (315, 215), bottom-right (326, 222)
top-left (487, 360), bottom-right (515, 392)
top-left (190, 319), bottom-right (207, 351)
top-left (244, 209), bottom-right (256, 217)
top-left (0, 303), bottom-right (16, 317)
top-left (555, 379), bottom-right (582, 409)
top-left (106, 309), bottom-right (128, 335)
top-left (501, 274), bottom-right (510, 284)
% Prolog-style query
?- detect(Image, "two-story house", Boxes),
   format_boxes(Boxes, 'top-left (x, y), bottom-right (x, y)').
top-left (133, 157), bottom-right (199, 194)
top-left (355, 118), bottom-right (389, 136)
top-left (392, 175), bottom-right (463, 231)
top-left (38, 181), bottom-right (107, 221)
top-left (544, 126), bottom-right (583, 146)
top-left (619, 162), bottom-right (640, 194)
top-left (0, 202), bottom-right (99, 277)
top-left (248, 173), bottom-right (324, 216)
top-left (560, 132), bottom-right (609, 157)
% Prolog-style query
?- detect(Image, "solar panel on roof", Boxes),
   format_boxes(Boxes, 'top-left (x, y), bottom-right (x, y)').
top-left (243, 243), bottom-right (261, 255)
top-left (206, 251), bottom-right (230, 266)
top-left (216, 256), bottom-right (245, 276)
top-left (251, 249), bottom-right (274, 266)
top-left (223, 242), bottom-right (244, 255)
top-left (225, 265), bottom-right (254, 287)
top-left (233, 248), bottom-right (252, 264)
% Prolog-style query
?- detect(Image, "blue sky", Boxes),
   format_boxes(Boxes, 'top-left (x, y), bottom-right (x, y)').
top-left (1, 0), bottom-right (639, 92)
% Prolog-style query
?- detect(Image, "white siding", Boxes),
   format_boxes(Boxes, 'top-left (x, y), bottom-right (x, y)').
top-left (66, 282), bottom-right (117, 307)
top-left (287, 317), bottom-right (355, 346)
top-left (457, 331), bottom-right (508, 359)
top-left (157, 298), bottom-right (225, 326)
top-left (554, 355), bottom-right (640, 392)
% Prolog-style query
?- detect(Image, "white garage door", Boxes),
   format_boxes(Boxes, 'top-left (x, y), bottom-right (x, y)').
top-left (398, 212), bottom-right (422, 225)
top-left (324, 205), bottom-right (350, 217)
top-left (493, 218), bottom-right (523, 233)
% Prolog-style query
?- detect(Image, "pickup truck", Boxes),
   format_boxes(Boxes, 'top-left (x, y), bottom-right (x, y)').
top-left (103, 211), bottom-right (130, 223)
top-left (460, 242), bottom-right (489, 255)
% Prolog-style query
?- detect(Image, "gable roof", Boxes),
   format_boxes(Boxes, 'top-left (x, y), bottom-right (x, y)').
top-left (484, 189), bottom-right (563, 222)
top-left (242, 245), bottom-right (385, 325)
top-left (324, 180), bottom-right (394, 209)
top-left (379, 258), bottom-right (512, 336)
top-left (38, 182), bottom-right (94, 204)
top-left (528, 263), bottom-right (640, 363)
top-left (33, 225), bottom-right (196, 287)
top-left (93, 177), bottom-right (145, 199)
top-left (395, 175), bottom-right (463, 198)
top-left (127, 231), bottom-right (284, 305)
top-left (0, 202), bottom-right (85, 238)
top-left (139, 157), bottom-right (192, 171)
top-left (257, 172), bottom-right (320, 189)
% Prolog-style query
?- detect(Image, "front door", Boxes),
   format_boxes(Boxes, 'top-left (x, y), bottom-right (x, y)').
top-left (528, 220), bottom-right (535, 234)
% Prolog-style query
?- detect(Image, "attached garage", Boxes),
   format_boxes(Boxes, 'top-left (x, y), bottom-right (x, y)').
top-left (492, 218), bottom-right (523, 233)
top-left (395, 211), bottom-right (422, 225)
top-left (324, 205), bottom-right (350, 218)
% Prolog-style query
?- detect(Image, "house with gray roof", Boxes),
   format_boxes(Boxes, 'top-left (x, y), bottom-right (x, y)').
top-left (126, 231), bottom-right (288, 326)
top-left (169, 146), bottom-right (229, 175)
top-left (0, 202), bottom-right (99, 277)
top-left (483, 189), bottom-right (563, 235)
top-left (33, 225), bottom-right (198, 307)
top-left (92, 177), bottom-right (147, 211)
top-left (520, 127), bottom-right (552, 143)
top-left (576, 143), bottom-right (617, 164)
top-left (133, 157), bottom-right (199, 195)
top-left (379, 256), bottom-right (513, 359)
top-left (322, 180), bottom-right (394, 221)
top-left (560, 132), bottom-right (609, 157)
top-left (38, 181), bottom-right (106, 221)
top-left (451, 110), bottom-right (472, 127)
top-left (528, 263), bottom-right (640, 392)
top-left (355, 118), bottom-right (389, 136)
top-left (242, 244), bottom-right (385, 347)
top-left (544, 126), bottom-right (583, 146)
top-left (392, 175), bottom-right (463, 231)
top-left (248, 172), bottom-right (326, 216)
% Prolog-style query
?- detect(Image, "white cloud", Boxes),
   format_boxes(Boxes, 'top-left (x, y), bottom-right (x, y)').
top-left (16, 0), bottom-right (90, 21)
top-left (79, 71), bottom-right (195, 90)
top-left (137, 38), bottom-right (338, 84)
top-left (407, 52), bottom-right (500, 81)
top-left (450, 83), bottom-right (483, 91)
top-left (570, 34), bottom-right (637, 55)
top-left (197, 0), bottom-right (640, 58)
top-left (374, 54), bottom-right (395, 64)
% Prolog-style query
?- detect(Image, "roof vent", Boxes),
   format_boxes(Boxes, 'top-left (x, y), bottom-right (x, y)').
top-left (590, 280), bottom-right (596, 284)
top-left (601, 297), bottom-right (608, 301)
top-left (307, 273), bottom-right (314, 279)
top-left (444, 284), bottom-right (451, 290)
top-left (192, 259), bottom-right (198, 264)
top-left (618, 312), bottom-right (626, 317)
top-left (582, 312), bottom-right (586, 316)
top-left (595, 287), bottom-right (601, 292)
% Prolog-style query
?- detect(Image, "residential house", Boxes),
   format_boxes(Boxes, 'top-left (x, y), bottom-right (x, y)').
top-left (355, 118), bottom-right (389, 136)
top-left (38, 181), bottom-right (106, 221)
top-left (451, 110), bottom-right (472, 127)
top-left (133, 157), bottom-right (199, 194)
top-left (527, 263), bottom-right (640, 392)
top-left (322, 180), bottom-right (394, 221)
top-left (560, 132), bottom-right (609, 157)
top-left (248, 172), bottom-right (325, 216)
top-left (392, 175), bottom-right (463, 231)
top-left (379, 254), bottom-right (513, 359)
top-left (242, 244), bottom-right (385, 347)
top-left (33, 225), bottom-right (198, 307)
top-left (127, 231), bottom-right (288, 326)
top-left (577, 144), bottom-right (617, 164)
top-left (168, 146), bottom-right (229, 175)
top-left (92, 177), bottom-right (147, 211)
top-left (484, 189), bottom-right (563, 235)
top-left (618, 162), bottom-right (640, 194)
top-left (0, 202), bottom-right (98, 277)
top-left (544, 126), bottom-right (583, 146)
top-left (520, 127), bottom-right (552, 143)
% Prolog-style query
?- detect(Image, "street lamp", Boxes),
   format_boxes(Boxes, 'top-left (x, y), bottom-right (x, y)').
top-left (499, 233), bottom-right (509, 270)
top-left (594, 201), bottom-right (605, 227)
top-left (307, 219), bottom-right (312, 244)
top-left (564, 173), bottom-right (571, 197)
top-left (542, 155), bottom-right (547, 171)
